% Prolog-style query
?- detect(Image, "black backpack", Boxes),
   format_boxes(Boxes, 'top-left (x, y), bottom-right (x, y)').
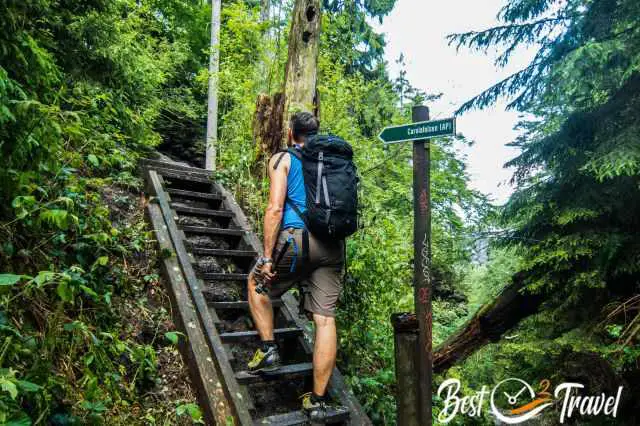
top-left (275, 134), bottom-right (359, 241)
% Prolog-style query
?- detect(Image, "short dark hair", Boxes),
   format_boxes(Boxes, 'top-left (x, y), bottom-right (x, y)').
top-left (290, 111), bottom-right (319, 141)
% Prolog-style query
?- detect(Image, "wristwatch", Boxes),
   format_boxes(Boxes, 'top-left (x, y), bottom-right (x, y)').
top-left (256, 256), bottom-right (273, 267)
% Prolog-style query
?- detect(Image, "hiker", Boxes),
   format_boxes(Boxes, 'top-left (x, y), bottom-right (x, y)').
top-left (247, 111), bottom-right (358, 421)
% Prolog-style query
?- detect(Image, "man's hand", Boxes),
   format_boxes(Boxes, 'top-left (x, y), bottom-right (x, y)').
top-left (253, 257), bottom-right (276, 294)
top-left (261, 262), bottom-right (276, 283)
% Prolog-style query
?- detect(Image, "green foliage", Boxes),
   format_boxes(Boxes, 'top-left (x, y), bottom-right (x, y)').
top-left (198, 2), bottom-right (488, 422)
top-left (315, 10), bottom-right (488, 424)
top-left (449, 1), bottom-right (640, 422)
top-left (214, 1), bottom-right (271, 223)
top-left (10, 0), bottom-right (636, 423)
top-left (0, 0), bottom-right (205, 423)
top-left (164, 331), bottom-right (183, 345)
top-left (458, 0), bottom-right (640, 316)
top-left (462, 247), bottom-right (522, 311)
top-left (176, 402), bottom-right (204, 424)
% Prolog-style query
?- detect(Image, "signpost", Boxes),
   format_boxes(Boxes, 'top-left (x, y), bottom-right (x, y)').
top-left (378, 117), bottom-right (455, 145)
top-left (382, 107), bottom-right (456, 426)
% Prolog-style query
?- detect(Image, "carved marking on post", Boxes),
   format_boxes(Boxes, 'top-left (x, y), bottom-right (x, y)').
top-left (421, 233), bottom-right (431, 283)
top-left (425, 310), bottom-right (433, 353)
top-left (419, 287), bottom-right (429, 305)
top-left (419, 189), bottom-right (428, 214)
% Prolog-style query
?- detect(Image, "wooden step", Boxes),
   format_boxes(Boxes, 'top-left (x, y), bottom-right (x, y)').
top-left (157, 169), bottom-right (213, 185)
top-left (219, 327), bottom-right (302, 343)
top-left (191, 247), bottom-right (256, 258)
top-left (167, 188), bottom-right (223, 201)
top-left (254, 408), bottom-right (350, 425)
top-left (203, 272), bottom-right (248, 281)
top-left (151, 165), bottom-right (211, 179)
top-left (239, 385), bottom-right (256, 412)
top-left (181, 226), bottom-right (245, 237)
top-left (210, 300), bottom-right (283, 310)
top-left (254, 411), bottom-right (308, 426)
top-left (235, 362), bottom-right (313, 385)
top-left (146, 158), bottom-right (371, 425)
top-left (224, 344), bottom-right (236, 363)
top-left (142, 159), bottom-right (211, 175)
top-left (172, 204), bottom-right (234, 218)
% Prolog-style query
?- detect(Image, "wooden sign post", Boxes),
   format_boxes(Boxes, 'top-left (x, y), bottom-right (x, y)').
top-left (380, 106), bottom-right (456, 425)
top-left (412, 105), bottom-right (432, 425)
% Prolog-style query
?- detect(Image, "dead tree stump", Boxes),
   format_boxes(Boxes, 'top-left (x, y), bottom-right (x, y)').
top-left (252, 0), bottom-right (321, 174)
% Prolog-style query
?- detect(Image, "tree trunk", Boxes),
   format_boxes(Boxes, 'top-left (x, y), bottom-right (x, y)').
top-left (252, 93), bottom-right (285, 174)
top-left (433, 273), bottom-right (546, 373)
top-left (260, 0), bottom-right (270, 22)
top-left (252, 0), bottom-right (321, 169)
top-left (205, 0), bottom-right (221, 171)
top-left (281, 0), bottom-right (321, 139)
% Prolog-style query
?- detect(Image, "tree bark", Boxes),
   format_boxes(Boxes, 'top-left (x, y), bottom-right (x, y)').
top-left (205, 0), bottom-right (221, 171)
top-left (252, 93), bottom-right (285, 173)
top-left (281, 0), bottom-right (321, 136)
top-left (433, 272), bottom-right (546, 373)
top-left (252, 0), bottom-right (321, 169)
top-left (260, 0), bottom-right (270, 22)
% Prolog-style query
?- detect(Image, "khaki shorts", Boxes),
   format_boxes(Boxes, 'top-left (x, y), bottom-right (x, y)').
top-left (269, 228), bottom-right (344, 317)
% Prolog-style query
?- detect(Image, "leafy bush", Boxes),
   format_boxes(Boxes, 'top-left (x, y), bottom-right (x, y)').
top-left (0, 0), bottom-right (207, 422)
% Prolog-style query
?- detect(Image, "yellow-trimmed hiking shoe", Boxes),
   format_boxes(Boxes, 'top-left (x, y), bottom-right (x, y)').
top-left (301, 392), bottom-right (349, 422)
top-left (247, 346), bottom-right (281, 373)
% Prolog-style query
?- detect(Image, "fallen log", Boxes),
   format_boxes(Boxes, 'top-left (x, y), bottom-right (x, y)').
top-left (433, 272), bottom-right (546, 373)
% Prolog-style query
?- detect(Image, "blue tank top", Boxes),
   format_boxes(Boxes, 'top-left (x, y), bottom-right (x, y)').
top-left (282, 146), bottom-right (307, 229)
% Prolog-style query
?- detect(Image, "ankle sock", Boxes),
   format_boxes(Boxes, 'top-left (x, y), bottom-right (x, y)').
top-left (261, 340), bottom-right (277, 352)
top-left (311, 392), bottom-right (326, 403)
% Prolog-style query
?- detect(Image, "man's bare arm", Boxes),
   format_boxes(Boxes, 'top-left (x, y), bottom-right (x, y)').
top-left (263, 154), bottom-right (289, 259)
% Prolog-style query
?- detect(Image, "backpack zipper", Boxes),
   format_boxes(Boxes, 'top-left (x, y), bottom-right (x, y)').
top-left (315, 151), bottom-right (323, 205)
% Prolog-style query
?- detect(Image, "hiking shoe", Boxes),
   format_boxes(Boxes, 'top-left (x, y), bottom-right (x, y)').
top-left (301, 392), bottom-right (349, 422)
top-left (247, 346), bottom-right (281, 373)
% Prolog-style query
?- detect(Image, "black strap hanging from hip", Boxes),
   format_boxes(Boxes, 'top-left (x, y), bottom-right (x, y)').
top-left (273, 239), bottom-right (290, 269)
top-left (302, 229), bottom-right (310, 264)
top-left (288, 201), bottom-right (309, 231)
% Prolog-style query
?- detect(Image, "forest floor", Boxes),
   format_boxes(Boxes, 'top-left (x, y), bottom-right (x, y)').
top-left (100, 185), bottom-right (198, 425)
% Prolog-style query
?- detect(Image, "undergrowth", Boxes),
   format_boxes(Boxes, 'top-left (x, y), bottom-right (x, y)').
top-left (0, 162), bottom-right (200, 424)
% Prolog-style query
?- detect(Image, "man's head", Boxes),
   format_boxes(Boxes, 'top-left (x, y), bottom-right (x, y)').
top-left (288, 111), bottom-right (319, 145)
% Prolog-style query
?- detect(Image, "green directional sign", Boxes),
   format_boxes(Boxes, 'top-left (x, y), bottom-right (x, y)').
top-left (378, 117), bottom-right (456, 144)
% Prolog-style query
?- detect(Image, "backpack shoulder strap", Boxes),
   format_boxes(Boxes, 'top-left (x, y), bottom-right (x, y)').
top-left (287, 147), bottom-right (302, 161)
top-left (273, 148), bottom-right (303, 170)
top-left (272, 150), bottom-right (288, 170)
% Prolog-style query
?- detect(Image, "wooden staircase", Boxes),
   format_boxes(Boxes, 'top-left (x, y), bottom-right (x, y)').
top-left (141, 158), bottom-right (371, 425)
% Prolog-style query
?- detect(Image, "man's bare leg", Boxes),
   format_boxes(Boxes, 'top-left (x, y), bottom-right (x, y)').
top-left (312, 313), bottom-right (337, 396)
top-left (248, 273), bottom-right (274, 341)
